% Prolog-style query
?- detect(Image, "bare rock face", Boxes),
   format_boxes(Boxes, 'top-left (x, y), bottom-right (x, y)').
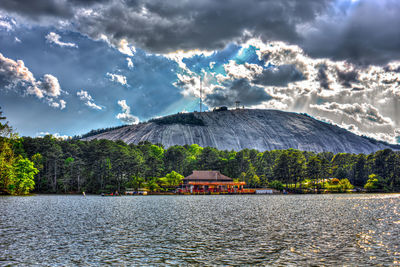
top-left (82, 109), bottom-right (397, 153)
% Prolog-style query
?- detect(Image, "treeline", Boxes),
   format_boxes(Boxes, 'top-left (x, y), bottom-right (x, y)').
top-left (74, 125), bottom-right (127, 139)
top-left (0, 108), bottom-right (37, 195)
top-left (7, 136), bottom-right (400, 194)
top-left (149, 112), bottom-right (205, 126)
top-left (1, 106), bottom-right (400, 194)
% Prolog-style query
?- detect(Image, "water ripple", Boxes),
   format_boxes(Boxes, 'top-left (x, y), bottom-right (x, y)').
top-left (0, 194), bottom-right (399, 266)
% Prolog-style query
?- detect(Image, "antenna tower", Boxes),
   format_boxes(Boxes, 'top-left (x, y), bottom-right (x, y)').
top-left (199, 77), bottom-right (203, 112)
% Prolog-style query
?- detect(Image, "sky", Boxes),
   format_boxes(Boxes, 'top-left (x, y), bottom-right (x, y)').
top-left (0, 0), bottom-right (399, 143)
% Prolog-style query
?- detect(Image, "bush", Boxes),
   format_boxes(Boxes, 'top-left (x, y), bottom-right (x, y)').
top-left (325, 178), bottom-right (353, 193)
top-left (364, 174), bottom-right (386, 191)
top-left (330, 178), bottom-right (340, 185)
top-left (150, 113), bottom-right (205, 126)
top-left (269, 180), bottom-right (284, 191)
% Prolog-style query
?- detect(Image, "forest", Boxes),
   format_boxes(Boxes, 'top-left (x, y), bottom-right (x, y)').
top-left (1, 108), bottom-right (400, 195)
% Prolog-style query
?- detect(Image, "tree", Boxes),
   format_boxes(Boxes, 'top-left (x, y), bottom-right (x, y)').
top-left (0, 107), bottom-right (12, 138)
top-left (306, 156), bottom-right (321, 190)
top-left (164, 171), bottom-right (184, 187)
top-left (273, 151), bottom-right (290, 187)
top-left (128, 176), bottom-right (145, 191)
top-left (353, 154), bottom-right (367, 186)
top-left (287, 149), bottom-right (306, 189)
top-left (0, 138), bottom-right (16, 194)
top-left (145, 178), bottom-right (161, 192)
top-left (0, 107), bottom-right (18, 194)
top-left (197, 147), bottom-right (220, 171)
top-left (364, 174), bottom-right (386, 191)
top-left (31, 153), bottom-right (44, 191)
top-left (164, 145), bottom-right (189, 174)
top-left (63, 157), bottom-right (75, 193)
top-left (338, 178), bottom-right (354, 192)
top-left (243, 164), bottom-right (260, 188)
top-left (269, 180), bottom-right (284, 191)
top-left (13, 157), bottom-right (37, 195)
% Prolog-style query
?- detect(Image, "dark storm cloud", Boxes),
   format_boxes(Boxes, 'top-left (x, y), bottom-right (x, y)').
top-left (0, 0), bottom-right (73, 18)
top-left (317, 64), bottom-right (330, 90)
top-left (205, 78), bottom-right (271, 107)
top-left (0, 0), bottom-right (112, 18)
top-left (336, 68), bottom-right (358, 88)
top-left (253, 65), bottom-right (304, 87)
top-left (301, 0), bottom-right (400, 65)
top-left (3, 0), bottom-right (400, 65)
top-left (0, 0), bottom-right (332, 53)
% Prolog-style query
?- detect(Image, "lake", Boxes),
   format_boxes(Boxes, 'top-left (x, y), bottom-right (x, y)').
top-left (1, 194), bottom-right (399, 266)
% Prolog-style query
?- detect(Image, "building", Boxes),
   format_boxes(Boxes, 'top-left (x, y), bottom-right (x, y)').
top-left (179, 170), bottom-right (245, 194)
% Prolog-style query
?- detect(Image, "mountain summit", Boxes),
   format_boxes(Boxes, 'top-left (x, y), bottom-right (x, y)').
top-left (82, 109), bottom-right (397, 153)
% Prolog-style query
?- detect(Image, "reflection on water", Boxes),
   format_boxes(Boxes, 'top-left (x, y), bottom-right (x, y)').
top-left (0, 194), bottom-right (399, 265)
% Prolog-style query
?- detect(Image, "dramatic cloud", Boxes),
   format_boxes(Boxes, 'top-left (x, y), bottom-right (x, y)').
top-left (301, 0), bottom-right (400, 65)
top-left (45, 32), bottom-right (77, 48)
top-left (174, 39), bottom-right (400, 143)
top-left (2, 0), bottom-right (400, 65)
top-left (117, 39), bottom-right (135, 56)
top-left (1, 1), bottom-right (400, 143)
top-left (116, 100), bottom-right (139, 124)
top-left (205, 78), bottom-right (271, 107)
top-left (39, 74), bottom-right (61, 97)
top-left (77, 89), bottom-right (102, 110)
top-left (0, 53), bottom-right (66, 108)
top-left (310, 102), bottom-right (393, 126)
top-left (107, 72), bottom-right (127, 86)
top-left (253, 64), bottom-right (304, 87)
top-left (247, 40), bottom-right (400, 143)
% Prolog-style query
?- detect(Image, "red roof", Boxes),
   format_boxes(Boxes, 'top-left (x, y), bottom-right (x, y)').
top-left (183, 170), bottom-right (233, 182)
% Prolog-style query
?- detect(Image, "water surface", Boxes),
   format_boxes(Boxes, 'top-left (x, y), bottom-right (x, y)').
top-left (1, 194), bottom-right (399, 265)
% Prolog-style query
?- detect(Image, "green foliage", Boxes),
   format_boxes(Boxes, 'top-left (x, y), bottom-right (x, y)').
top-left (0, 108), bottom-right (36, 195)
top-left (325, 178), bottom-right (354, 193)
top-left (159, 171), bottom-right (184, 188)
top-left (149, 113), bottom-right (205, 126)
top-left (145, 178), bottom-right (161, 192)
top-left (241, 164), bottom-right (260, 188)
top-left (330, 178), bottom-right (340, 185)
top-left (13, 157), bottom-right (37, 195)
top-left (364, 174), bottom-right (387, 191)
top-left (127, 176), bottom-right (145, 191)
top-left (2, 105), bottom-right (400, 195)
top-left (269, 180), bottom-right (284, 191)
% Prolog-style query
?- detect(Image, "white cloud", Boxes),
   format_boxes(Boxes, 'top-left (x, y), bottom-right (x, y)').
top-left (310, 102), bottom-right (393, 126)
top-left (0, 20), bottom-right (13, 31)
top-left (117, 39), bottom-right (136, 56)
top-left (116, 100), bottom-right (139, 124)
top-left (165, 49), bottom-right (214, 74)
top-left (49, 99), bottom-right (66, 110)
top-left (0, 53), bottom-right (66, 109)
top-left (238, 39), bottom-right (400, 143)
top-left (77, 89), bottom-right (102, 110)
top-left (39, 74), bottom-right (61, 97)
top-left (223, 60), bottom-right (263, 80)
top-left (45, 32), bottom-right (78, 48)
top-left (173, 38), bottom-right (400, 143)
top-left (107, 72), bottom-right (127, 86)
top-left (37, 132), bottom-right (70, 140)
top-left (126, 57), bottom-right (133, 68)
